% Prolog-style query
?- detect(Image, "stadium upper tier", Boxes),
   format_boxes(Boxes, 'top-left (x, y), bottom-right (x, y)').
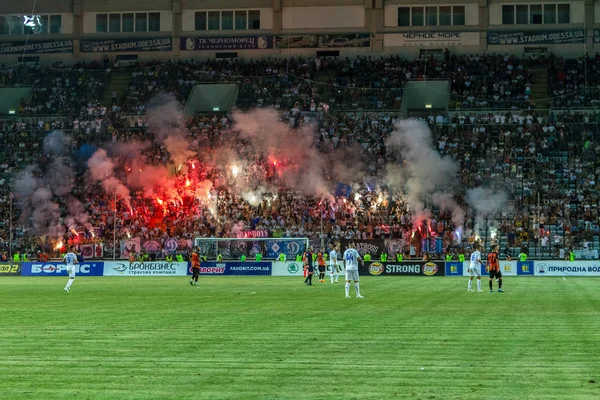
top-left (0, 54), bottom-right (599, 260)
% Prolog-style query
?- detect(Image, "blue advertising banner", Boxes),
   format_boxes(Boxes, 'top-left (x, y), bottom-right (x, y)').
top-left (189, 262), bottom-right (272, 276)
top-left (21, 262), bottom-right (104, 276)
top-left (517, 261), bottom-right (534, 275)
top-left (445, 261), bottom-right (464, 276)
top-left (0, 40), bottom-right (73, 54)
top-left (80, 38), bottom-right (172, 53)
top-left (265, 240), bottom-right (306, 259)
top-left (180, 36), bottom-right (273, 51)
top-left (487, 30), bottom-right (584, 45)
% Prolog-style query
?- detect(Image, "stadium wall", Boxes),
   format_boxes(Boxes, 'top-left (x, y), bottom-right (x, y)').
top-left (4, 260), bottom-right (600, 277)
top-left (0, 0), bottom-right (596, 64)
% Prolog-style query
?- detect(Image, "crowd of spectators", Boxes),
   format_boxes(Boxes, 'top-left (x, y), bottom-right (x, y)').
top-left (1, 54), bottom-right (599, 260)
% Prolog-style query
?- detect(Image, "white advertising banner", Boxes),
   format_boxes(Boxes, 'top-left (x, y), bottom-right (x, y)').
top-left (103, 261), bottom-right (189, 276)
top-left (534, 261), bottom-right (600, 276)
top-left (272, 261), bottom-right (305, 276)
top-left (384, 32), bottom-right (480, 47)
top-left (461, 261), bottom-right (517, 276)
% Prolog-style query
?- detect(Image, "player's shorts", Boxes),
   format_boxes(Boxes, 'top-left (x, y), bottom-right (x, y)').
top-left (191, 267), bottom-right (200, 275)
top-left (489, 269), bottom-right (502, 279)
top-left (345, 270), bottom-right (359, 281)
top-left (66, 265), bottom-right (76, 277)
top-left (329, 264), bottom-right (338, 273)
top-left (469, 266), bottom-right (481, 277)
top-left (318, 265), bottom-right (326, 273)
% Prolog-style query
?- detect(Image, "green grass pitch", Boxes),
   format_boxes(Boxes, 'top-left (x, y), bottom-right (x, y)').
top-left (1, 276), bottom-right (600, 399)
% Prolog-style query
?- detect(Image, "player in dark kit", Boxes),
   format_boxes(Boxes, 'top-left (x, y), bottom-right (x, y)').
top-left (304, 247), bottom-right (314, 286)
top-left (189, 247), bottom-right (200, 286)
top-left (487, 245), bottom-right (503, 292)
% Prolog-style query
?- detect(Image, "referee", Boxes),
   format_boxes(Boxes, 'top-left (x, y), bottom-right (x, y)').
top-left (487, 245), bottom-right (503, 292)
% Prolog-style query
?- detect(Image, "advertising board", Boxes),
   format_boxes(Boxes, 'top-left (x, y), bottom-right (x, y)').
top-left (21, 262), bottom-right (104, 276)
top-left (0, 263), bottom-right (21, 276)
top-left (188, 262), bottom-right (272, 276)
top-left (103, 261), bottom-right (189, 276)
top-left (272, 261), bottom-right (304, 276)
top-left (360, 262), bottom-right (444, 276)
top-left (534, 261), bottom-right (600, 276)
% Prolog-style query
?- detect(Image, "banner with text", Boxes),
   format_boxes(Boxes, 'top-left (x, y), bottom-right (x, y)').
top-left (80, 38), bottom-right (172, 53)
top-left (265, 240), bottom-right (307, 259)
top-left (21, 262), bottom-right (104, 277)
top-left (0, 40), bottom-right (73, 54)
top-left (103, 261), bottom-right (189, 276)
top-left (181, 36), bottom-right (273, 51)
top-left (360, 261), bottom-right (444, 276)
top-left (0, 263), bottom-right (21, 276)
top-left (276, 34), bottom-right (370, 49)
top-left (594, 30), bottom-right (600, 43)
top-left (272, 261), bottom-right (304, 276)
top-left (341, 239), bottom-right (385, 257)
top-left (534, 260), bottom-right (600, 276)
top-left (384, 32), bottom-right (480, 47)
top-left (487, 30), bottom-right (584, 45)
top-left (187, 261), bottom-right (272, 276)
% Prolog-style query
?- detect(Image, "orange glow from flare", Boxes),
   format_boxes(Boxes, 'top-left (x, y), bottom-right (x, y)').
top-left (191, 163), bottom-right (195, 170)
top-left (157, 198), bottom-right (163, 205)
top-left (185, 179), bottom-right (191, 187)
top-left (55, 241), bottom-right (63, 250)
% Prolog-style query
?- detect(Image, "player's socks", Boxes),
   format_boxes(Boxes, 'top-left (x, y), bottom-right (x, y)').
top-left (345, 283), bottom-right (350, 297)
top-left (498, 278), bottom-right (502, 289)
top-left (476, 280), bottom-right (481, 291)
top-left (354, 283), bottom-right (361, 297)
top-left (467, 280), bottom-right (472, 291)
top-left (65, 278), bottom-right (74, 290)
top-left (330, 273), bottom-right (334, 283)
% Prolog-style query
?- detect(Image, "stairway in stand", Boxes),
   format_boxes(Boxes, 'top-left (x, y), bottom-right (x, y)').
top-left (313, 67), bottom-right (336, 105)
top-left (102, 70), bottom-right (132, 107)
top-left (529, 64), bottom-right (549, 109)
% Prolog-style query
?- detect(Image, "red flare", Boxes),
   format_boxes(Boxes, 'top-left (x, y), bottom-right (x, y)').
top-left (185, 179), bottom-right (191, 187)
top-left (191, 163), bottom-right (195, 170)
top-left (157, 198), bottom-right (163, 205)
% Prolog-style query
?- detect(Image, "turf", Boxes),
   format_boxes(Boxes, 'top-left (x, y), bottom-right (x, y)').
top-left (1, 276), bottom-right (600, 399)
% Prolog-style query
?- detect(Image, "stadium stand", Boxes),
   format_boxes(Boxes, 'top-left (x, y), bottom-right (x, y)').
top-left (0, 0), bottom-right (599, 261)
top-left (1, 56), bottom-right (599, 262)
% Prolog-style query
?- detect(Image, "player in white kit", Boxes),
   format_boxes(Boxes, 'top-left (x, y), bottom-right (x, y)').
top-left (63, 248), bottom-right (79, 293)
top-left (468, 245), bottom-right (483, 292)
top-left (343, 242), bottom-right (364, 298)
top-left (328, 243), bottom-right (339, 284)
